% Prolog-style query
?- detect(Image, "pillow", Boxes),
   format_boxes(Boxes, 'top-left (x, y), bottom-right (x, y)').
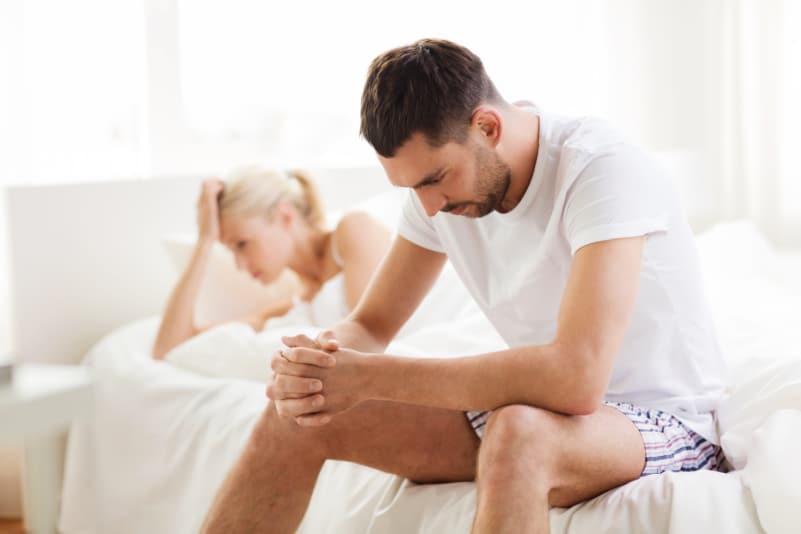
top-left (718, 358), bottom-right (801, 469)
top-left (694, 220), bottom-right (801, 379)
top-left (161, 234), bottom-right (300, 325)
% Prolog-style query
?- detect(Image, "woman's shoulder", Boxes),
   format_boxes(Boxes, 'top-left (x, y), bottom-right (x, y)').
top-left (334, 210), bottom-right (388, 239)
top-left (332, 211), bottom-right (391, 261)
top-left (335, 209), bottom-right (380, 227)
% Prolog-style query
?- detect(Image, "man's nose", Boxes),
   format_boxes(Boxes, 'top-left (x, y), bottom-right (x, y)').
top-left (416, 189), bottom-right (447, 217)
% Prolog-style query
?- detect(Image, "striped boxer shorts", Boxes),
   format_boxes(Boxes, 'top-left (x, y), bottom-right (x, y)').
top-left (466, 401), bottom-right (726, 476)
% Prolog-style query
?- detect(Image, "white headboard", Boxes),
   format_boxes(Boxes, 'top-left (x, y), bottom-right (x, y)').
top-left (5, 166), bottom-right (391, 364)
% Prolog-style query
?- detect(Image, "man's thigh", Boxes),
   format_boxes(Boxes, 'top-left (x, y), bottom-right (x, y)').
top-left (547, 404), bottom-right (645, 506)
top-left (481, 404), bottom-right (645, 508)
top-left (266, 400), bottom-right (480, 484)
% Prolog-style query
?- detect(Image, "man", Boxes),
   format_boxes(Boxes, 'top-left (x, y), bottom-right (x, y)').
top-left (201, 39), bottom-right (726, 534)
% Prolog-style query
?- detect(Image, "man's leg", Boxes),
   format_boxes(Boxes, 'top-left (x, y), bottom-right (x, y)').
top-left (472, 404), bottom-right (645, 534)
top-left (200, 399), bottom-right (480, 534)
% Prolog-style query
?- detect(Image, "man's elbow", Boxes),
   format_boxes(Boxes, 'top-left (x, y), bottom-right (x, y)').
top-left (562, 352), bottom-right (610, 415)
top-left (565, 394), bottom-right (604, 416)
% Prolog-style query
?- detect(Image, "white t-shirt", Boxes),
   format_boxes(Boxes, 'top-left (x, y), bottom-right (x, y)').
top-left (396, 108), bottom-right (727, 442)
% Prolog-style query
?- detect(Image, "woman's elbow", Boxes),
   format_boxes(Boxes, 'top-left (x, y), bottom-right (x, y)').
top-left (151, 345), bottom-right (167, 360)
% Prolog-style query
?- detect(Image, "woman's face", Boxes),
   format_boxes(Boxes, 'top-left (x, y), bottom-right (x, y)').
top-left (219, 213), bottom-right (291, 284)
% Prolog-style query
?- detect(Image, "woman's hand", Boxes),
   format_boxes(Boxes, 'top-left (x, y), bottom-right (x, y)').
top-left (196, 180), bottom-right (224, 245)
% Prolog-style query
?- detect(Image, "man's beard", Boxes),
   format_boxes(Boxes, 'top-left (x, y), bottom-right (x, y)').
top-left (444, 143), bottom-right (511, 218)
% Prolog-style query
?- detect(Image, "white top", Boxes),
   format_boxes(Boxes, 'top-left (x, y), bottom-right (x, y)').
top-left (301, 232), bottom-right (486, 337)
top-left (307, 273), bottom-right (349, 327)
top-left (397, 108), bottom-right (727, 442)
top-left (307, 232), bottom-right (349, 327)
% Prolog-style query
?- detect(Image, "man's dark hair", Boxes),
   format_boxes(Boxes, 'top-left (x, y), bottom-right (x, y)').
top-left (360, 38), bottom-right (502, 158)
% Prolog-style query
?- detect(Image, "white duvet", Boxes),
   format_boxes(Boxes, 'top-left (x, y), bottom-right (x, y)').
top-left (60, 222), bottom-right (801, 534)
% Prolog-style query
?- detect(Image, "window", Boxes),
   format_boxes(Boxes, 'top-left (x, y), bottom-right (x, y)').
top-left (0, 0), bottom-right (798, 248)
top-left (0, 0), bottom-right (147, 184)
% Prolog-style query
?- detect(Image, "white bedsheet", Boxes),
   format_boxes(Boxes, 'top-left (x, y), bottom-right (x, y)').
top-left (60, 222), bottom-right (801, 534)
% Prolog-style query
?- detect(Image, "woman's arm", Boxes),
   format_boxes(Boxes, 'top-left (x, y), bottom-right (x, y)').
top-left (152, 239), bottom-right (215, 359)
top-left (334, 212), bottom-right (392, 311)
top-left (152, 180), bottom-right (222, 360)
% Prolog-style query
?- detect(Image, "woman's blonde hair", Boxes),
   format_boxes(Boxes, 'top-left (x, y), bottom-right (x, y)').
top-left (218, 166), bottom-right (325, 229)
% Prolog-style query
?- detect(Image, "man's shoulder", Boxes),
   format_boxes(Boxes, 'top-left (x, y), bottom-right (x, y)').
top-left (545, 114), bottom-right (654, 182)
top-left (555, 115), bottom-right (628, 153)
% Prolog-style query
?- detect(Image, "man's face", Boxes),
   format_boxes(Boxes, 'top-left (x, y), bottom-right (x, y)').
top-left (379, 131), bottom-right (511, 218)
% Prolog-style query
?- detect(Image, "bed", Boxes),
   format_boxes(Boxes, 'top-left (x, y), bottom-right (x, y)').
top-left (5, 166), bottom-right (800, 533)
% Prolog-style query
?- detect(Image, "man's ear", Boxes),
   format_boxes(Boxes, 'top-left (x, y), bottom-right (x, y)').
top-left (471, 106), bottom-right (502, 147)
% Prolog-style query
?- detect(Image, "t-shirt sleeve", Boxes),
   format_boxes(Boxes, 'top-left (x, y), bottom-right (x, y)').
top-left (563, 148), bottom-right (671, 255)
top-left (396, 189), bottom-right (446, 253)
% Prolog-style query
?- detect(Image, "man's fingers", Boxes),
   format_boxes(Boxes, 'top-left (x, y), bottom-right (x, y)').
top-left (316, 330), bottom-right (339, 351)
top-left (279, 347), bottom-right (336, 368)
top-left (270, 354), bottom-right (327, 378)
top-left (274, 395), bottom-right (325, 419)
top-left (294, 413), bottom-right (332, 427)
top-left (265, 386), bottom-right (309, 401)
top-left (265, 374), bottom-right (322, 400)
top-left (266, 386), bottom-right (316, 401)
top-left (281, 334), bottom-right (322, 349)
top-left (280, 332), bottom-right (339, 352)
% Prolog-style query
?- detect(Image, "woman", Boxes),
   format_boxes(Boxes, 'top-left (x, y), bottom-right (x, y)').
top-left (151, 166), bottom-right (391, 360)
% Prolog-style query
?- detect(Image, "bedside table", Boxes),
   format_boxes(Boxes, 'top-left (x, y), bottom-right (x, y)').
top-left (0, 365), bottom-right (93, 534)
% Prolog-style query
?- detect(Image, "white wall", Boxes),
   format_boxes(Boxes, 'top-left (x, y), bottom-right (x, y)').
top-left (0, 191), bottom-right (19, 517)
top-left (1, 193), bottom-right (20, 519)
top-left (1, 192), bottom-right (12, 357)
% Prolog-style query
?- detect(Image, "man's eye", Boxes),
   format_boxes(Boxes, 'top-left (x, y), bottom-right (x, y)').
top-left (420, 177), bottom-right (443, 189)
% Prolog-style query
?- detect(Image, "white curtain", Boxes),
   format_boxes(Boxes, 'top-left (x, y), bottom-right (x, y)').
top-left (724, 0), bottom-right (800, 244)
top-left (601, 0), bottom-right (799, 244)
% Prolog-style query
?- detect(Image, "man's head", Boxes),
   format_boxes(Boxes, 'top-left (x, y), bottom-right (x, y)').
top-left (360, 39), bottom-right (513, 218)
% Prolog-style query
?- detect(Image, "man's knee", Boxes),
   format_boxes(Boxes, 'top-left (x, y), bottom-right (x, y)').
top-left (246, 402), bottom-right (331, 457)
top-left (479, 405), bottom-right (559, 477)
top-left (484, 405), bottom-right (553, 447)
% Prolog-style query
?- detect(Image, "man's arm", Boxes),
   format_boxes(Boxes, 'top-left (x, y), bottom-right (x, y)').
top-left (321, 234), bottom-right (448, 352)
top-left (274, 236), bottom-right (644, 423)
top-left (369, 236), bottom-right (644, 414)
top-left (270, 234), bottom-right (448, 416)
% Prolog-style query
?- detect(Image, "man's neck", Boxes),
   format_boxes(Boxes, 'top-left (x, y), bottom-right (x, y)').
top-left (497, 106), bottom-right (540, 213)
